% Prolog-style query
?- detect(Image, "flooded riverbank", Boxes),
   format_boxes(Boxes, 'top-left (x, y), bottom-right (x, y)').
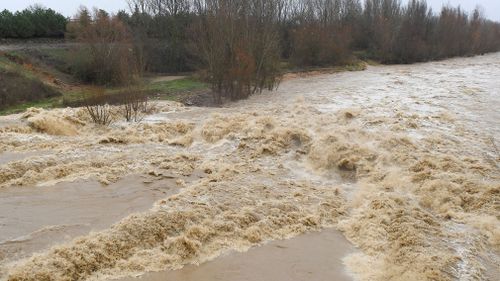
top-left (0, 53), bottom-right (499, 281)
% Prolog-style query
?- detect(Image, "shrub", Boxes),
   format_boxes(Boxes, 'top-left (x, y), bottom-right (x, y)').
top-left (120, 89), bottom-right (150, 122)
top-left (82, 88), bottom-right (115, 125)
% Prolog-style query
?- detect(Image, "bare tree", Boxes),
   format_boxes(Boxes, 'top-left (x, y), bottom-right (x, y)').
top-left (121, 89), bottom-right (149, 122)
top-left (362, 0), bottom-right (401, 61)
top-left (69, 7), bottom-right (141, 85)
top-left (127, 0), bottom-right (191, 16)
top-left (192, 0), bottom-right (282, 103)
top-left (393, 0), bottom-right (432, 62)
top-left (84, 89), bottom-right (115, 126)
top-left (288, 0), bottom-right (357, 67)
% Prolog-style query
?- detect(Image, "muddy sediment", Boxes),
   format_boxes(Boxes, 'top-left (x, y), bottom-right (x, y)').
top-left (0, 53), bottom-right (499, 281)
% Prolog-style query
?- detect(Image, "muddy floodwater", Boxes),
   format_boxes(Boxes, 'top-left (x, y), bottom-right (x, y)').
top-left (117, 229), bottom-right (354, 281)
top-left (0, 53), bottom-right (499, 281)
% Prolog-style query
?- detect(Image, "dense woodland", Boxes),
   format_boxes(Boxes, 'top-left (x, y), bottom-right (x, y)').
top-left (2, 0), bottom-right (500, 102)
top-left (0, 6), bottom-right (67, 38)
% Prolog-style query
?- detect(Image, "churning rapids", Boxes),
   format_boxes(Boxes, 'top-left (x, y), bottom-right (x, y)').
top-left (0, 53), bottom-right (499, 281)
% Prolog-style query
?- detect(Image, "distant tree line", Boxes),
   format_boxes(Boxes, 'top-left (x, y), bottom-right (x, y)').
top-left (357, 0), bottom-right (500, 63)
top-left (0, 6), bottom-right (67, 38)
top-left (117, 0), bottom-right (500, 65)
top-left (65, 0), bottom-right (500, 100)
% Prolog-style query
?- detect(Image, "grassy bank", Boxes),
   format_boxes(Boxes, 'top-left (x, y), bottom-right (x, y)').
top-left (0, 53), bottom-right (63, 114)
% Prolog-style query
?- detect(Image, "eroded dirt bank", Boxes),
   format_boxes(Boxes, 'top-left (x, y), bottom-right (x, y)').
top-left (0, 53), bottom-right (499, 281)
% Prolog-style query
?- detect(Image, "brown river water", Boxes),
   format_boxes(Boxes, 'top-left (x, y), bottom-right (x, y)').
top-left (0, 53), bottom-right (499, 281)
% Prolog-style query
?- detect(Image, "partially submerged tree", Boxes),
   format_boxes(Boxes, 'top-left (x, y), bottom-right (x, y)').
top-left (83, 88), bottom-right (115, 126)
top-left (192, 0), bottom-right (283, 103)
top-left (121, 88), bottom-right (150, 122)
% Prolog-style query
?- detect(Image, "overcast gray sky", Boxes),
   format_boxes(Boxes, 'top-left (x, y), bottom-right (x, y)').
top-left (1, 0), bottom-right (499, 20)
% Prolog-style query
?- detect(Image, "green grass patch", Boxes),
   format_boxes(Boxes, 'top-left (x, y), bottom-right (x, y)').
top-left (0, 52), bottom-right (63, 115)
top-left (94, 77), bottom-right (207, 100)
top-left (147, 78), bottom-right (208, 94)
top-left (0, 97), bottom-right (60, 115)
top-left (58, 77), bottom-right (208, 107)
top-left (38, 48), bottom-right (70, 60)
top-left (0, 52), bottom-right (39, 80)
top-left (0, 55), bottom-right (16, 71)
top-left (15, 48), bottom-right (73, 74)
